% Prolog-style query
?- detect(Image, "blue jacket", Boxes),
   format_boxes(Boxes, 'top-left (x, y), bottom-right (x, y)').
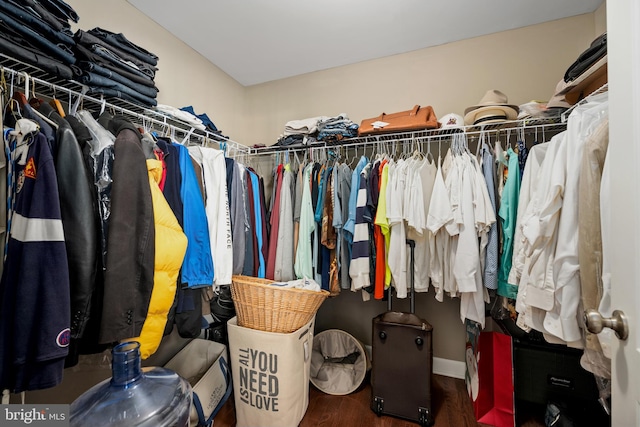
top-left (174, 143), bottom-right (214, 287)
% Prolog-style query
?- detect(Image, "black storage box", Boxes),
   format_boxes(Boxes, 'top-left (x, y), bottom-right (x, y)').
top-left (513, 338), bottom-right (599, 405)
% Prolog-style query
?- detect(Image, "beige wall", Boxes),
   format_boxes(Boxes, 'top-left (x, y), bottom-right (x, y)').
top-left (66, 0), bottom-right (248, 142)
top-left (246, 13), bottom-right (596, 146)
top-left (595, 1), bottom-right (607, 37)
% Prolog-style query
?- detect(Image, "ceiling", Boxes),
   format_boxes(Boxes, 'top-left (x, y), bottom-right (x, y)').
top-left (128, 0), bottom-right (602, 87)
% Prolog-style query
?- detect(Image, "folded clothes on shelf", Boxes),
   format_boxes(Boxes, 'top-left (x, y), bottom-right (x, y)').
top-left (155, 104), bottom-right (206, 131)
top-left (0, 0), bottom-right (75, 46)
top-left (317, 114), bottom-right (359, 141)
top-left (81, 71), bottom-right (158, 99)
top-left (73, 27), bottom-right (159, 108)
top-left (88, 27), bottom-right (158, 67)
top-left (0, 9), bottom-right (75, 64)
top-left (75, 30), bottom-right (157, 77)
top-left (74, 44), bottom-right (156, 87)
top-left (180, 106), bottom-right (219, 133)
top-left (86, 83), bottom-right (158, 108)
top-left (0, 24), bottom-right (77, 80)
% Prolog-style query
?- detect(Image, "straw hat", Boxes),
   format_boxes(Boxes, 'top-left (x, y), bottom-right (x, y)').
top-left (464, 90), bottom-right (519, 125)
top-left (547, 79), bottom-right (571, 109)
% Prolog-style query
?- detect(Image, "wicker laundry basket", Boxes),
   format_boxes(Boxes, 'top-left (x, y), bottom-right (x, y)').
top-left (230, 275), bottom-right (329, 333)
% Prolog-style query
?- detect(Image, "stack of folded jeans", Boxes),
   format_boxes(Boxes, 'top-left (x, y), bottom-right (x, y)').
top-left (317, 114), bottom-right (359, 141)
top-left (0, 0), bottom-right (79, 80)
top-left (74, 28), bottom-right (159, 107)
top-left (275, 134), bottom-right (317, 147)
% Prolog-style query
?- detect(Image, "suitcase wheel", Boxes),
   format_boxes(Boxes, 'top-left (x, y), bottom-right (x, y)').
top-left (373, 397), bottom-right (384, 416)
top-left (418, 407), bottom-right (433, 427)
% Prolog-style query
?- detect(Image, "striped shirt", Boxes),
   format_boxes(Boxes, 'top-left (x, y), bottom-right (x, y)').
top-left (349, 163), bottom-right (371, 291)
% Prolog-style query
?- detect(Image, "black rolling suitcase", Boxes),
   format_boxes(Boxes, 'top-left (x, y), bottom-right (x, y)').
top-left (371, 240), bottom-right (434, 427)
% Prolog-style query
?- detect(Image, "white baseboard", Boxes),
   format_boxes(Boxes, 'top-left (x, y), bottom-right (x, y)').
top-left (365, 345), bottom-right (465, 380)
top-left (433, 357), bottom-right (466, 380)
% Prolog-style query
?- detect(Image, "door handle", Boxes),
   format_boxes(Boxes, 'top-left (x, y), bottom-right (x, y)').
top-left (584, 309), bottom-right (629, 340)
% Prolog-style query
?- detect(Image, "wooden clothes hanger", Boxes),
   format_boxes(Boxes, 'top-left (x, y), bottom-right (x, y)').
top-left (48, 85), bottom-right (67, 118)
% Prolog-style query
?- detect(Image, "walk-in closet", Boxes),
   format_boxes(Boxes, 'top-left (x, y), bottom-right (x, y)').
top-left (1, 1), bottom-right (637, 426)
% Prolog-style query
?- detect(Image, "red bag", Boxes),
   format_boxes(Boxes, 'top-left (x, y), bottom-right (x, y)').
top-left (466, 320), bottom-right (515, 427)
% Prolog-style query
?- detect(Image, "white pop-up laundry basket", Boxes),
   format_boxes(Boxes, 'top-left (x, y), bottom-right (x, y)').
top-left (310, 329), bottom-right (370, 395)
top-left (227, 316), bottom-right (314, 427)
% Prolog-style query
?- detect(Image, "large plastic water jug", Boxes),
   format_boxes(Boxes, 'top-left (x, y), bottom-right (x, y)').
top-left (69, 341), bottom-right (192, 427)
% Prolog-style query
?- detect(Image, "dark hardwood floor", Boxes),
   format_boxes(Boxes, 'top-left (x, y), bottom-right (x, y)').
top-left (214, 374), bottom-right (546, 427)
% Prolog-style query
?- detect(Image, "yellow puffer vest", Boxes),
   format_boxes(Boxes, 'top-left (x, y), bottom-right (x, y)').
top-left (130, 159), bottom-right (188, 359)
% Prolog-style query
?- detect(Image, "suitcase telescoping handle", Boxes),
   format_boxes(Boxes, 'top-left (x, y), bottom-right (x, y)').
top-left (387, 239), bottom-right (416, 314)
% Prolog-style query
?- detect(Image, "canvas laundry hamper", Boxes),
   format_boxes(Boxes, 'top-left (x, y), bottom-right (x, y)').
top-left (310, 329), bottom-right (370, 395)
top-left (163, 339), bottom-right (232, 427)
top-left (227, 316), bottom-right (315, 427)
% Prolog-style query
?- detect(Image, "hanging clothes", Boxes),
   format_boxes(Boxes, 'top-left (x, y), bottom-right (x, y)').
top-left (129, 159), bottom-right (187, 359)
top-left (496, 147), bottom-right (520, 299)
top-left (514, 132), bottom-right (566, 336)
top-left (513, 95), bottom-right (609, 348)
top-left (75, 110), bottom-right (115, 274)
top-left (343, 156), bottom-right (368, 248)
top-left (388, 160), bottom-right (410, 298)
top-left (258, 175), bottom-right (269, 275)
top-left (295, 163), bottom-right (315, 279)
top-left (480, 142), bottom-right (498, 291)
top-left (0, 100), bottom-right (5, 290)
top-left (405, 155), bottom-right (436, 292)
top-left (578, 119), bottom-right (610, 378)
top-left (457, 153), bottom-right (487, 328)
top-left (99, 117), bottom-right (154, 345)
top-left (366, 159), bottom-right (381, 294)
top-left (321, 166), bottom-right (338, 293)
top-left (549, 97), bottom-right (608, 346)
top-left (350, 162), bottom-right (372, 299)
top-left (374, 161), bottom-right (391, 298)
top-left (459, 153), bottom-right (495, 328)
top-left (266, 164), bottom-right (284, 279)
top-left (508, 142), bottom-right (549, 290)
top-left (248, 169), bottom-right (265, 277)
top-left (228, 159), bottom-right (247, 275)
top-left (0, 120), bottom-right (70, 393)
top-left (597, 142), bottom-right (613, 360)
top-left (427, 155), bottom-right (455, 302)
top-left (37, 103), bottom-right (98, 342)
top-left (335, 163), bottom-right (352, 290)
top-left (311, 164), bottom-right (323, 284)
top-left (293, 165), bottom-right (303, 263)
top-left (274, 167), bottom-right (295, 281)
top-left (173, 143), bottom-right (214, 288)
top-left (189, 146), bottom-right (233, 286)
top-left (155, 140), bottom-right (182, 224)
top-left (243, 167), bottom-right (257, 276)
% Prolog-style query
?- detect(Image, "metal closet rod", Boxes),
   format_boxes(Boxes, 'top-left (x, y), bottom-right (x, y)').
top-left (0, 65), bottom-right (250, 153)
top-left (249, 120), bottom-right (566, 157)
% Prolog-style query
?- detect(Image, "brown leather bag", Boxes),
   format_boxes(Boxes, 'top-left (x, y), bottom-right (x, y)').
top-left (358, 105), bottom-right (439, 136)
